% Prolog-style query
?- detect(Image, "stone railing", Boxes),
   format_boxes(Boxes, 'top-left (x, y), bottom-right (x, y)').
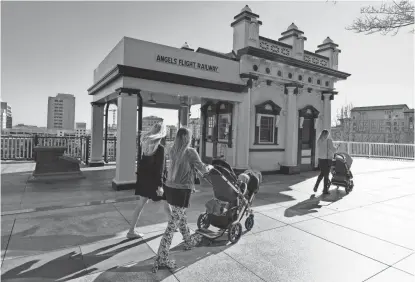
top-left (333, 141), bottom-right (415, 160)
top-left (258, 37), bottom-right (331, 68)
top-left (1, 135), bottom-right (201, 164)
top-left (259, 38), bottom-right (292, 57)
top-left (304, 52), bottom-right (329, 67)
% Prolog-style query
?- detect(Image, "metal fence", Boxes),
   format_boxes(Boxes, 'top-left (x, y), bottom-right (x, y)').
top-left (333, 141), bottom-right (415, 160)
top-left (0, 135), bottom-right (201, 164)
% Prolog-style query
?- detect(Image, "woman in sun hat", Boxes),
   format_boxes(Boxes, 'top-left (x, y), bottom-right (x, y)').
top-left (127, 122), bottom-right (171, 239)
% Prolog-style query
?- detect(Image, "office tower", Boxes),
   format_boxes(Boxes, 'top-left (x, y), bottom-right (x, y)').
top-left (47, 93), bottom-right (75, 130)
top-left (1, 102), bottom-right (13, 129)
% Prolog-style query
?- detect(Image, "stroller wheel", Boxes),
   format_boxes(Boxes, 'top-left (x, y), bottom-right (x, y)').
top-left (245, 215), bottom-right (255, 231)
top-left (197, 213), bottom-right (210, 229)
top-left (345, 186), bottom-right (350, 194)
top-left (228, 222), bottom-right (243, 244)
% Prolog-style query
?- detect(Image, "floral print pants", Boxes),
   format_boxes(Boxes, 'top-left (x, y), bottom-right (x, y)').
top-left (155, 205), bottom-right (201, 263)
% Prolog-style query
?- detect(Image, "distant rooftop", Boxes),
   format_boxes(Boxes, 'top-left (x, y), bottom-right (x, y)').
top-left (351, 104), bottom-right (409, 112)
top-left (404, 108), bottom-right (414, 113)
top-left (143, 115), bottom-right (163, 120)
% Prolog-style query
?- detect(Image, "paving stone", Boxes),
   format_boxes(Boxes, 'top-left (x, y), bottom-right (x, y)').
top-left (293, 218), bottom-right (413, 265)
top-left (173, 252), bottom-right (264, 282)
top-left (320, 202), bottom-right (415, 250)
top-left (5, 204), bottom-right (130, 260)
top-left (365, 267), bottom-right (414, 282)
top-left (259, 204), bottom-right (327, 225)
top-left (1, 246), bottom-right (85, 282)
top-left (224, 225), bottom-right (387, 282)
top-left (393, 253), bottom-right (415, 275)
top-left (20, 190), bottom-right (107, 210)
top-left (65, 263), bottom-right (179, 282)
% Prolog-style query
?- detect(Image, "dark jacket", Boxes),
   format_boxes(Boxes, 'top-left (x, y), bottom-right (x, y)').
top-left (135, 144), bottom-right (166, 201)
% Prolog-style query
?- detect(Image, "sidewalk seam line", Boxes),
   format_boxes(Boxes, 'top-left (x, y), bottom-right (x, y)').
top-left (222, 252), bottom-right (268, 282)
top-left (316, 215), bottom-right (414, 251)
top-left (288, 223), bottom-right (393, 268)
top-left (2, 218), bottom-right (16, 265)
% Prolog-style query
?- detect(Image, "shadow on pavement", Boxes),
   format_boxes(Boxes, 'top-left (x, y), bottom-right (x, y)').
top-left (1, 234), bottom-right (163, 281)
top-left (87, 237), bottom-right (233, 282)
top-left (284, 190), bottom-right (347, 218)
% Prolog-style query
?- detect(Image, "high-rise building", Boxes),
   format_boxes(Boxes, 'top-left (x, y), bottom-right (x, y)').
top-left (1, 102), bottom-right (13, 129)
top-left (47, 93), bottom-right (75, 130)
top-left (142, 116), bottom-right (163, 132)
top-left (166, 125), bottom-right (178, 140)
top-left (75, 122), bottom-right (87, 137)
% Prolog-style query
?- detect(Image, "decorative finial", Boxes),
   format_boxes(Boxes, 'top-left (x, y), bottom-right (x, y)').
top-left (287, 23), bottom-right (298, 30)
top-left (323, 37), bottom-right (334, 44)
top-left (241, 5), bottom-right (252, 12)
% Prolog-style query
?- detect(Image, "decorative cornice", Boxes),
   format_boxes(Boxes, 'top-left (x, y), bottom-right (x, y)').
top-left (321, 92), bottom-right (336, 101)
top-left (237, 47), bottom-right (351, 79)
top-left (281, 28), bottom-right (304, 36)
top-left (233, 10), bottom-right (260, 20)
top-left (90, 102), bottom-right (105, 107)
top-left (115, 88), bottom-right (142, 96)
top-left (230, 16), bottom-right (250, 27)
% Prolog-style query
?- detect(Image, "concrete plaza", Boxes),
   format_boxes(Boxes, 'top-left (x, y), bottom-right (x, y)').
top-left (1, 158), bottom-right (414, 282)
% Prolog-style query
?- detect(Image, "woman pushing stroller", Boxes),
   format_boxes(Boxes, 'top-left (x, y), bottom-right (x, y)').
top-left (313, 129), bottom-right (337, 195)
top-left (152, 127), bottom-right (213, 273)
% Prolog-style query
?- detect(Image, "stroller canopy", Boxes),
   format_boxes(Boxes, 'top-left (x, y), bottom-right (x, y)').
top-left (335, 152), bottom-right (353, 168)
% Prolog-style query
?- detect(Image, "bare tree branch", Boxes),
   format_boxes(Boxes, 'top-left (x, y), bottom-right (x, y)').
top-left (346, 0), bottom-right (414, 35)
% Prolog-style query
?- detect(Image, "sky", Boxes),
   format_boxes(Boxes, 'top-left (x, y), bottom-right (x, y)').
top-left (1, 1), bottom-right (414, 129)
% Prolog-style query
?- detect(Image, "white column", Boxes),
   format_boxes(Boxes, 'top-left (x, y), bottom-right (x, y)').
top-left (89, 103), bottom-right (104, 166)
top-left (323, 93), bottom-right (332, 130)
top-left (283, 86), bottom-right (298, 169)
top-left (234, 88), bottom-right (251, 170)
top-left (112, 93), bottom-right (138, 190)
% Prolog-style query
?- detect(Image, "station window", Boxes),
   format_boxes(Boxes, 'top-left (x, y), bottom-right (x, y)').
top-left (308, 77), bottom-right (312, 83)
top-left (258, 115), bottom-right (275, 143)
top-left (277, 71), bottom-right (282, 77)
top-left (254, 101), bottom-right (281, 145)
top-left (288, 73), bottom-right (293, 79)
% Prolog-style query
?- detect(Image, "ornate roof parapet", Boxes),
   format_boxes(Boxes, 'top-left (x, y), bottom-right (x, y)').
top-left (278, 23), bottom-right (307, 60)
top-left (315, 37), bottom-right (341, 70)
top-left (231, 5), bottom-right (262, 53)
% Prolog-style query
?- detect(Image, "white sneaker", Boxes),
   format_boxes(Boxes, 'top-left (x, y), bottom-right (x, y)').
top-left (127, 230), bottom-right (144, 239)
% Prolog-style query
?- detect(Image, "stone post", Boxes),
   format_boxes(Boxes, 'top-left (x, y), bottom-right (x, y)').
top-left (112, 93), bottom-right (138, 190)
top-left (234, 87), bottom-right (251, 171)
top-left (281, 85), bottom-right (299, 174)
top-left (89, 103), bottom-right (105, 167)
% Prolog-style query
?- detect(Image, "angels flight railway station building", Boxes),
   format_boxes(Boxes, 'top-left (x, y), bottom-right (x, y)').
top-left (87, 5), bottom-right (351, 190)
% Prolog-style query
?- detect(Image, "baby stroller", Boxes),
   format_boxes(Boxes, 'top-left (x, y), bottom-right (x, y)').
top-left (329, 152), bottom-right (354, 194)
top-left (195, 160), bottom-right (259, 244)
